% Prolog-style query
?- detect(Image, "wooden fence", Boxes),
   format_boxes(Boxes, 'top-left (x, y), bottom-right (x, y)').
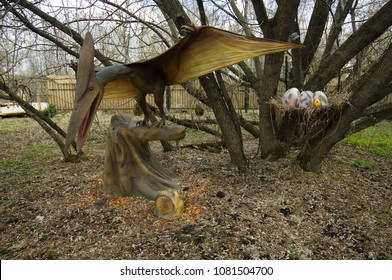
top-left (46, 75), bottom-right (262, 111)
top-left (46, 75), bottom-right (367, 111)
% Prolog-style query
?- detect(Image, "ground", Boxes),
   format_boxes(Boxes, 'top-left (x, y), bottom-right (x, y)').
top-left (0, 112), bottom-right (391, 260)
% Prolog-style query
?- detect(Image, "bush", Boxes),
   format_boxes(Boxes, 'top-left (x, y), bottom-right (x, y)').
top-left (42, 104), bottom-right (57, 118)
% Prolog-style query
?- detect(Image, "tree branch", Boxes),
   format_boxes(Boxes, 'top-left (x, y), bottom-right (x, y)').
top-left (100, 0), bottom-right (173, 48)
top-left (348, 102), bottom-right (392, 135)
top-left (301, 0), bottom-right (333, 74)
top-left (196, 0), bottom-right (208, 26)
top-left (8, 0), bottom-right (112, 66)
top-left (322, 0), bottom-right (355, 59)
top-left (0, 92), bottom-right (13, 100)
top-left (2, 1), bottom-right (80, 59)
top-left (228, 0), bottom-right (252, 36)
top-left (250, 0), bottom-right (271, 36)
top-left (166, 115), bottom-right (222, 138)
top-left (305, 0), bottom-right (392, 90)
top-left (348, 42), bottom-right (392, 108)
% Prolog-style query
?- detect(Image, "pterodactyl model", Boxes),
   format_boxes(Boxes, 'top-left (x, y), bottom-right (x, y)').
top-left (64, 25), bottom-right (301, 157)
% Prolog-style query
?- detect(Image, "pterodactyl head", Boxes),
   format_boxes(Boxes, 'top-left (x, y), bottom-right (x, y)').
top-left (64, 32), bottom-right (104, 157)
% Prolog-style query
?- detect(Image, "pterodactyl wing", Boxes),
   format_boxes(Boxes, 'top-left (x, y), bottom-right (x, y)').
top-left (141, 26), bottom-right (302, 84)
top-left (102, 26), bottom-right (301, 99)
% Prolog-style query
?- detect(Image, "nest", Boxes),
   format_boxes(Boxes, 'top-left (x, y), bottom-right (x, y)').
top-left (273, 92), bottom-right (351, 124)
top-left (270, 94), bottom-right (351, 146)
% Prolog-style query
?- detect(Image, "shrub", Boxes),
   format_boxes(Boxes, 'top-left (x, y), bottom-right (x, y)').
top-left (42, 104), bottom-right (57, 118)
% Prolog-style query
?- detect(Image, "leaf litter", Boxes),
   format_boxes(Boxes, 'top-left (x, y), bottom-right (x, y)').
top-left (0, 115), bottom-right (391, 259)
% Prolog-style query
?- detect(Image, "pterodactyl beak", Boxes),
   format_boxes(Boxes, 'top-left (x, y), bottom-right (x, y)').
top-left (64, 32), bottom-right (103, 157)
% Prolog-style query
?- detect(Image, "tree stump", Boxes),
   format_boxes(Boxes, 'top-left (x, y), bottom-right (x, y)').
top-left (103, 114), bottom-right (186, 203)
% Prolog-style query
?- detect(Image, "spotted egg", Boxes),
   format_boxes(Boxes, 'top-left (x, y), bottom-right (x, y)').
top-left (281, 87), bottom-right (300, 107)
top-left (298, 91), bottom-right (314, 108)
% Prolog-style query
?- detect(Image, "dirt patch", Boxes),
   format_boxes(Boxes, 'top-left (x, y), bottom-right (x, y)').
top-left (0, 115), bottom-right (391, 259)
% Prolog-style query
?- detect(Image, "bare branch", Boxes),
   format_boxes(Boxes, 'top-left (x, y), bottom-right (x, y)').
top-left (301, 0), bottom-right (333, 74)
top-left (322, 0), bottom-right (355, 59)
top-left (305, 0), bottom-right (392, 90)
top-left (250, 0), bottom-right (271, 36)
top-left (2, 1), bottom-right (80, 59)
top-left (7, 0), bottom-right (112, 66)
top-left (99, 0), bottom-right (173, 48)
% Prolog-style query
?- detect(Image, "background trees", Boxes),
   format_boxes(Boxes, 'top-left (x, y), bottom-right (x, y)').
top-left (1, 0), bottom-right (391, 171)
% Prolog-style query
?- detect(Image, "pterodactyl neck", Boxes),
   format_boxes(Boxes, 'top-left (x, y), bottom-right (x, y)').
top-left (96, 64), bottom-right (136, 85)
top-left (96, 64), bottom-right (165, 90)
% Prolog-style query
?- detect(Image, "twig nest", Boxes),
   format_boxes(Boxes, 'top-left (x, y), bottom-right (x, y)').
top-left (154, 190), bottom-right (184, 220)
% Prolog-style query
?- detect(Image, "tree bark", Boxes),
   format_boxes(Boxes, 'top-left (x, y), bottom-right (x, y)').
top-left (291, 19), bottom-right (303, 87)
top-left (254, 0), bottom-right (301, 160)
top-left (348, 102), bottom-right (392, 135)
top-left (199, 75), bottom-right (247, 166)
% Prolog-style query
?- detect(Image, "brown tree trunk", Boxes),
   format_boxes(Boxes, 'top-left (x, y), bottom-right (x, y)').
top-left (258, 53), bottom-right (288, 160)
top-left (252, 0), bottom-right (301, 160)
top-left (200, 75), bottom-right (247, 166)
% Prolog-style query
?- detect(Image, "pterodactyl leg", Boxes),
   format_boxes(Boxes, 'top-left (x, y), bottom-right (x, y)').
top-left (137, 91), bottom-right (149, 126)
top-left (135, 72), bottom-right (166, 127)
top-left (153, 85), bottom-right (166, 128)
